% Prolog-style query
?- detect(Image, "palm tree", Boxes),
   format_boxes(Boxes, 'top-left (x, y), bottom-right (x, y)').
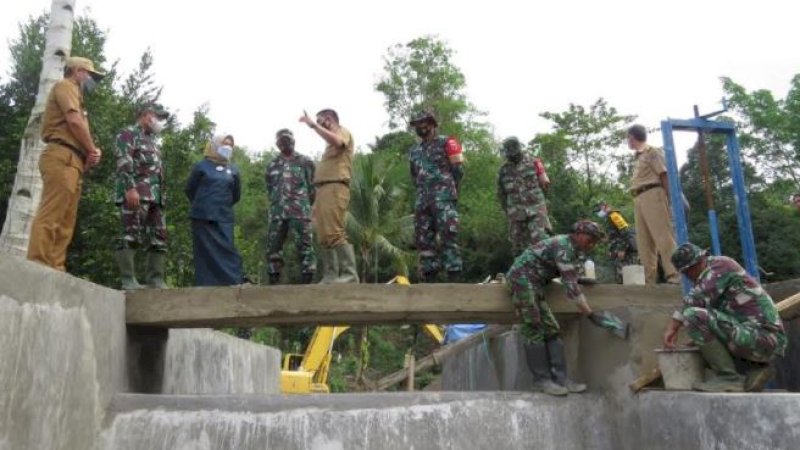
top-left (346, 153), bottom-right (413, 282)
top-left (0, 0), bottom-right (77, 255)
top-left (345, 153), bottom-right (413, 386)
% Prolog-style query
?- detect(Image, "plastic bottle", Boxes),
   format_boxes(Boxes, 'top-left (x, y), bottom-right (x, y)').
top-left (584, 259), bottom-right (596, 280)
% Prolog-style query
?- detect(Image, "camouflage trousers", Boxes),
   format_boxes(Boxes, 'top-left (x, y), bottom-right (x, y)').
top-left (266, 218), bottom-right (316, 275)
top-left (683, 307), bottom-right (787, 362)
top-left (511, 289), bottom-right (561, 345)
top-left (118, 201), bottom-right (167, 251)
top-left (415, 200), bottom-right (462, 275)
top-left (509, 217), bottom-right (550, 257)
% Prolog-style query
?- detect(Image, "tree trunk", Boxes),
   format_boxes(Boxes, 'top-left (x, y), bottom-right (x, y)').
top-left (0, 0), bottom-right (76, 256)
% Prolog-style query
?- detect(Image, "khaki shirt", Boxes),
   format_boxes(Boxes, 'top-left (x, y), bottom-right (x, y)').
top-left (630, 144), bottom-right (667, 193)
top-left (314, 126), bottom-right (354, 183)
top-left (41, 79), bottom-right (85, 154)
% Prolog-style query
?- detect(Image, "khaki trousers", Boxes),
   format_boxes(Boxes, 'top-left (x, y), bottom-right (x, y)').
top-left (633, 186), bottom-right (679, 284)
top-left (313, 182), bottom-right (350, 248)
top-left (27, 145), bottom-right (84, 271)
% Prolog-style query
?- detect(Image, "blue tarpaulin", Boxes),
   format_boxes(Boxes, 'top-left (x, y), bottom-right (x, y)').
top-left (444, 324), bottom-right (488, 344)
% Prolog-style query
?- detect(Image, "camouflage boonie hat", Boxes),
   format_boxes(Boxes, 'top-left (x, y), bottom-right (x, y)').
top-left (671, 242), bottom-right (706, 272)
top-left (501, 136), bottom-right (522, 155)
top-left (409, 108), bottom-right (438, 126)
top-left (571, 220), bottom-right (606, 240)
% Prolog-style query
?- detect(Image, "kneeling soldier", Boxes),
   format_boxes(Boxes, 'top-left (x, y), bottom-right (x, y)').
top-left (662, 243), bottom-right (786, 392)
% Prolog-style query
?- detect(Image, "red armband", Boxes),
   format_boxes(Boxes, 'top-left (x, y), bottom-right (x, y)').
top-left (444, 136), bottom-right (462, 157)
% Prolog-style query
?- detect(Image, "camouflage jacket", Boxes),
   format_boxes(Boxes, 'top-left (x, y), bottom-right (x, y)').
top-left (266, 152), bottom-right (315, 220)
top-left (603, 210), bottom-right (637, 255)
top-left (497, 155), bottom-right (547, 221)
top-left (674, 256), bottom-right (784, 334)
top-left (409, 135), bottom-right (464, 206)
top-left (506, 234), bottom-right (587, 304)
top-left (115, 125), bottom-right (164, 205)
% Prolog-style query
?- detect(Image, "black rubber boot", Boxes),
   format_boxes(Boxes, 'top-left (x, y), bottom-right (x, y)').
top-left (546, 337), bottom-right (587, 393)
top-left (523, 342), bottom-right (568, 396)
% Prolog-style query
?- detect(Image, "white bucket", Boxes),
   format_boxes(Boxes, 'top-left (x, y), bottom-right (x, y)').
top-left (655, 348), bottom-right (704, 390)
top-left (622, 265), bottom-right (645, 285)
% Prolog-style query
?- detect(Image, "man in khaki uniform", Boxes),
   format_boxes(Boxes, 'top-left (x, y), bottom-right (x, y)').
top-left (627, 124), bottom-right (679, 285)
top-left (299, 108), bottom-right (358, 283)
top-left (28, 57), bottom-right (104, 271)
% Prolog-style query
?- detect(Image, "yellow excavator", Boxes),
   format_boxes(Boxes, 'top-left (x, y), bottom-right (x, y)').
top-left (280, 275), bottom-right (444, 394)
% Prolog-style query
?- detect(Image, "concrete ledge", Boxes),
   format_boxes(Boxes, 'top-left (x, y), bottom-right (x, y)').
top-left (0, 256), bottom-right (127, 450)
top-left (636, 391), bottom-right (800, 450)
top-left (99, 392), bottom-right (615, 450)
top-left (99, 391), bottom-right (800, 450)
top-left (162, 329), bottom-right (280, 394)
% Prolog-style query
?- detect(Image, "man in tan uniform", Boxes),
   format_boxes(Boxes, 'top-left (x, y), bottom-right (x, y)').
top-left (299, 108), bottom-right (358, 283)
top-left (627, 124), bottom-right (679, 285)
top-left (28, 57), bottom-right (104, 271)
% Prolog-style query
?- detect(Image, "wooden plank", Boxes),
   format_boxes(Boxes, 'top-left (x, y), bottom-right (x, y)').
top-left (629, 368), bottom-right (662, 393)
top-left (126, 283), bottom-right (680, 328)
top-left (776, 292), bottom-right (800, 320)
top-left (375, 325), bottom-right (510, 391)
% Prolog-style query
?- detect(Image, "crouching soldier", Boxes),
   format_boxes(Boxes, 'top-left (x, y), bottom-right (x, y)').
top-left (506, 220), bottom-right (606, 396)
top-left (662, 243), bottom-right (787, 392)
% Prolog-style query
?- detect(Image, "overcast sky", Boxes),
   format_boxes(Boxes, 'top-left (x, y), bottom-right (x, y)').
top-left (2, 0), bottom-right (798, 163)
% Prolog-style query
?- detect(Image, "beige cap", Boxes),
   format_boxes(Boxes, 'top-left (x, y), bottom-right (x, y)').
top-left (65, 56), bottom-right (105, 80)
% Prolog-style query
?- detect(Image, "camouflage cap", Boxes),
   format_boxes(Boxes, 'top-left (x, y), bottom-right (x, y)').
top-left (409, 108), bottom-right (438, 126)
top-left (276, 128), bottom-right (294, 139)
top-left (136, 102), bottom-right (169, 119)
top-left (65, 56), bottom-right (105, 80)
top-left (571, 220), bottom-right (606, 240)
top-left (671, 242), bottom-right (707, 273)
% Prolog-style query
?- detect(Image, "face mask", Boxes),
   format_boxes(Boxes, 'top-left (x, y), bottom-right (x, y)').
top-left (278, 138), bottom-right (294, 154)
top-left (507, 153), bottom-right (522, 163)
top-left (414, 126), bottom-right (431, 138)
top-left (217, 145), bottom-right (233, 160)
top-left (80, 76), bottom-right (97, 95)
top-left (150, 118), bottom-right (165, 134)
top-left (596, 210), bottom-right (607, 218)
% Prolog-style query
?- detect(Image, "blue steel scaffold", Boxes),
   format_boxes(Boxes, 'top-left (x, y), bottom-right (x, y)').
top-left (660, 102), bottom-right (760, 293)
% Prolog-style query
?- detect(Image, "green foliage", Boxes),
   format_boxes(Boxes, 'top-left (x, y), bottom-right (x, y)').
top-left (539, 98), bottom-right (636, 209)
top-left (375, 35), bottom-right (493, 151)
top-left (723, 75), bottom-right (800, 188)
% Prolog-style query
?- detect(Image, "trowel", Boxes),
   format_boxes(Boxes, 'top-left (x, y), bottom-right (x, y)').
top-left (588, 311), bottom-right (630, 340)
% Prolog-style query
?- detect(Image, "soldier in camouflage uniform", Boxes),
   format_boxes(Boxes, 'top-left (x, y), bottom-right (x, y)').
top-left (408, 109), bottom-right (464, 282)
top-left (506, 220), bottom-right (605, 396)
top-left (594, 201), bottom-right (639, 283)
top-left (265, 129), bottom-right (316, 284)
top-left (663, 243), bottom-right (787, 392)
top-left (497, 137), bottom-right (552, 256)
top-left (114, 103), bottom-right (169, 289)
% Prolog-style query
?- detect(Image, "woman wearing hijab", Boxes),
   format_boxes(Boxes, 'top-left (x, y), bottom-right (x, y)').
top-left (185, 134), bottom-right (244, 286)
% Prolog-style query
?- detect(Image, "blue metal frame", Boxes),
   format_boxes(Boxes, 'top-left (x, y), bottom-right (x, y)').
top-left (660, 117), bottom-right (760, 294)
